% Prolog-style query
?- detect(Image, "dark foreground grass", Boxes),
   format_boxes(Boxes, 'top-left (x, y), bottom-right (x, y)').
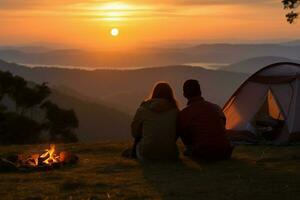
top-left (1, 142), bottom-right (300, 200)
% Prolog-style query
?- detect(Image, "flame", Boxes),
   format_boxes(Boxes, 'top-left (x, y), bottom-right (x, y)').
top-left (40, 144), bottom-right (60, 165)
top-left (23, 144), bottom-right (64, 167)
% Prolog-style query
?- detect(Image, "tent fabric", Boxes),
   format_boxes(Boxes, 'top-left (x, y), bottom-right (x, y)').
top-left (258, 64), bottom-right (300, 76)
top-left (270, 84), bottom-right (293, 118)
top-left (223, 62), bottom-right (300, 143)
top-left (225, 82), bottom-right (269, 130)
top-left (267, 90), bottom-right (284, 120)
top-left (291, 79), bottom-right (300, 132)
top-left (283, 80), bottom-right (298, 134)
top-left (249, 74), bottom-right (300, 84)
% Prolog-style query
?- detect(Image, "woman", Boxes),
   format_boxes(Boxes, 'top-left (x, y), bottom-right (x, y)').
top-left (131, 82), bottom-right (179, 161)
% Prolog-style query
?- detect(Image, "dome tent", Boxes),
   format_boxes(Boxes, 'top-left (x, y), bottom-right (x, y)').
top-left (223, 62), bottom-right (300, 144)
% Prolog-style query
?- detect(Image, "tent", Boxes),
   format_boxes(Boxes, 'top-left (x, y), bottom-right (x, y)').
top-left (223, 62), bottom-right (300, 144)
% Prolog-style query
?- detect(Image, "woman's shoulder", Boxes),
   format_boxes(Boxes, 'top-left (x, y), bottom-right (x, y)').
top-left (140, 100), bottom-right (149, 107)
top-left (139, 99), bottom-right (179, 113)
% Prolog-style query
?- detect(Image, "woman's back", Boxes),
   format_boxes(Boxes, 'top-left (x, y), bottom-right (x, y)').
top-left (131, 98), bottom-right (179, 161)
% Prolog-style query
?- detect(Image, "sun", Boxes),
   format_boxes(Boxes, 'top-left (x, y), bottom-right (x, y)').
top-left (110, 28), bottom-right (119, 37)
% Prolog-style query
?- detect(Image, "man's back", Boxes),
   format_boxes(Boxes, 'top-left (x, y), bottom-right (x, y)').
top-left (178, 96), bottom-right (232, 159)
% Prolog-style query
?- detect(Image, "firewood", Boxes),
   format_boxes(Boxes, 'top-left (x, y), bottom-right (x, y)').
top-left (0, 158), bottom-right (18, 171)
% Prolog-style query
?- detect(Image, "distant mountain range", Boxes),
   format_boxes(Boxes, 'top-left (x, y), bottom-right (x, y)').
top-left (223, 56), bottom-right (300, 74)
top-left (280, 40), bottom-right (300, 46)
top-left (1, 43), bottom-right (300, 68)
top-left (0, 59), bottom-right (248, 114)
top-left (0, 46), bottom-right (54, 53)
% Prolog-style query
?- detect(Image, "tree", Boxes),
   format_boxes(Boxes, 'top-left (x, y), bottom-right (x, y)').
top-left (0, 71), bottom-right (15, 100)
top-left (0, 70), bottom-right (78, 144)
top-left (41, 101), bottom-right (79, 143)
top-left (282, 0), bottom-right (299, 23)
top-left (6, 75), bottom-right (27, 113)
top-left (12, 83), bottom-right (51, 115)
top-left (0, 71), bottom-right (51, 115)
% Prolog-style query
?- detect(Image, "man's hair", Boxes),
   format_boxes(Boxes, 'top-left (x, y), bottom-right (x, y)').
top-left (183, 79), bottom-right (202, 99)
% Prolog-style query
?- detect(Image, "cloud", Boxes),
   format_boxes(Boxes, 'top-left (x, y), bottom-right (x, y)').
top-left (0, 0), bottom-right (97, 9)
top-left (0, 0), bottom-right (279, 20)
top-left (0, 0), bottom-right (278, 10)
top-left (137, 0), bottom-right (277, 6)
top-left (177, 0), bottom-right (276, 5)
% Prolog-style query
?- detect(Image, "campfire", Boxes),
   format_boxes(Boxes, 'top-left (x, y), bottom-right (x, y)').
top-left (0, 144), bottom-right (78, 172)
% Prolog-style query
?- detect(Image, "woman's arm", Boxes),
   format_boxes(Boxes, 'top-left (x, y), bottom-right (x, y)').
top-left (131, 107), bottom-right (144, 139)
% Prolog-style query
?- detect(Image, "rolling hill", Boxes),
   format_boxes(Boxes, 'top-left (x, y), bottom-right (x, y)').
top-left (0, 61), bottom-right (132, 141)
top-left (49, 89), bottom-right (131, 141)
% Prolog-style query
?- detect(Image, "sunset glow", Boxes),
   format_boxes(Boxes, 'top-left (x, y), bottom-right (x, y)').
top-left (92, 2), bottom-right (136, 21)
top-left (0, 1), bottom-right (299, 50)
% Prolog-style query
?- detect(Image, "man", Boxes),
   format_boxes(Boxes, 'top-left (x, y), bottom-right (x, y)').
top-left (178, 79), bottom-right (233, 160)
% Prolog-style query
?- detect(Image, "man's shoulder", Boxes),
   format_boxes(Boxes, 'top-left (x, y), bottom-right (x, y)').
top-left (180, 105), bottom-right (192, 113)
top-left (181, 100), bottom-right (222, 112)
top-left (203, 100), bottom-right (221, 110)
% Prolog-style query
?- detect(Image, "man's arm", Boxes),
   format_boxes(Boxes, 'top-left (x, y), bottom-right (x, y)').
top-left (213, 104), bottom-right (226, 129)
top-left (178, 112), bottom-right (193, 145)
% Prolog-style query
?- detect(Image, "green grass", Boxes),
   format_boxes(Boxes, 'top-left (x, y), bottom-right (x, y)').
top-left (1, 143), bottom-right (300, 200)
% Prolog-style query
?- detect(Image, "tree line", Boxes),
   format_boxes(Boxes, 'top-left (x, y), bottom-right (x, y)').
top-left (0, 70), bottom-right (78, 145)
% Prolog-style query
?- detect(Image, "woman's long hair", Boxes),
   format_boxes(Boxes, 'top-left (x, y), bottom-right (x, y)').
top-left (148, 82), bottom-right (178, 108)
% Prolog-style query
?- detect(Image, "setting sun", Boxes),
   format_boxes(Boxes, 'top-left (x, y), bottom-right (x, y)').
top-left (111, 28), bottom-right (120, 37)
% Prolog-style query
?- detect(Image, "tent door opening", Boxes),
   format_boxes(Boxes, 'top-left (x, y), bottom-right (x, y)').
top-left (251, 89), bottom-right (286, 141)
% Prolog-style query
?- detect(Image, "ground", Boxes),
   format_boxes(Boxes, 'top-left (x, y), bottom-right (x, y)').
top-left (1, 142), bottom-right (300, 200)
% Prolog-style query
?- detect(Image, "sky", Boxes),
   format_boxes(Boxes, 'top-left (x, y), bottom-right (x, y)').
top-left (0, 0), bottom-right (299, 50)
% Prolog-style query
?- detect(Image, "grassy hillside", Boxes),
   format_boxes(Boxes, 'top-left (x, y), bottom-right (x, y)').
top-left (1, 143), bottom-right (300, 200)
top-left (50, 90), bottom-right (131, 141)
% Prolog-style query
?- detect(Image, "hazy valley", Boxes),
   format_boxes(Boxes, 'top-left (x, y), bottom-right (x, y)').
top-left (1, 43), bottom-right (300, 141)
top-left (1, 43), bottom-right (300, 69)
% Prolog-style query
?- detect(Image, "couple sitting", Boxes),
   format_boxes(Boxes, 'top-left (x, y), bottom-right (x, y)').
top-left (130, 80), bottom-right (233, 161)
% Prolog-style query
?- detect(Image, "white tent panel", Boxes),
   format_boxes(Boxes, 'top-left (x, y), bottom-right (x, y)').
top-left (259, 65), bottom-right (300, 76)
top-left (285, 80), bottom-right (298, 133)
top-left (270, 84), bottom-right (293, 118)
top-left (274, 80), bottom-right (300, 143)
top-left (290, 79), bottom-right (300, 133)
top-left (225, 82), bottom-right (269, 130)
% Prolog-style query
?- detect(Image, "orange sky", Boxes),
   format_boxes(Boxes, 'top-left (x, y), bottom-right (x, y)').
top-left (0, 0), bottom-right (299, 50)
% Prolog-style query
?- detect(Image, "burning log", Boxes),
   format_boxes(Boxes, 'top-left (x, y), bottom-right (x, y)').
top-left (0, 158), bottom-right (18, 171)
top-left (0, 144), bottom-right (78, 172)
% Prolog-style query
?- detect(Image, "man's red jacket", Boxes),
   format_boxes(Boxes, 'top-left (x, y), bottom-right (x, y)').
top-left (178, 96), bottom-right (232, 159)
